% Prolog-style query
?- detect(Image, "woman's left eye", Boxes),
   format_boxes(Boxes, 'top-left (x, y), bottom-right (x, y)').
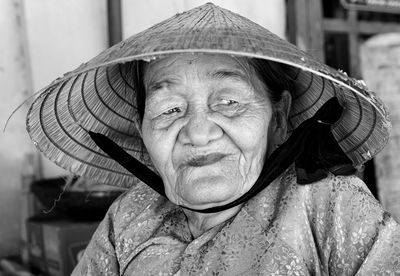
top-left (212, 98), bottom-right (243, 116)
top-left (220, 99), bottom-right (239, 106)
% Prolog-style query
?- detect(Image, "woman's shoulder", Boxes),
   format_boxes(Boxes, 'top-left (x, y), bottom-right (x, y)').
top-left (302, 172), bottom-right (381, 211)
top-left (245, 168), bottom-right (384, 236)
top-left (246, 168), bottom-right (380, 219)
top-left (106, 182), bottom-right (175, 231)
top-left (278, 167), bottom-right (375, 200)
top-left (297, 173), bottom-right (400, 274)
top-left (298, 172), bottom-right (390, 246)
top-left (114, 182), bottom-right (161, 212)
top-left (253, 170), bottom-right (399, 274)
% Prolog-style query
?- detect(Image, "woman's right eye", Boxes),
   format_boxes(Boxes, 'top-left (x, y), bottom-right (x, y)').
top-left (162, 107), bottom-right (182, 115)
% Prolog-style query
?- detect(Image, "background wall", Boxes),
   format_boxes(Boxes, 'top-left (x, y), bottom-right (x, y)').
top-left (121, 0), bottom-right (286, 39)
top-left (0, 0), bottom-right (108, 257)
top-left (0, 0), bottom-right (34, 258)
top-left (0, 0), bottom-right (285, 257)
top-left (361, 33), bottom-right (400, 222)
top-left (24, 0), bottom-right (109, 179)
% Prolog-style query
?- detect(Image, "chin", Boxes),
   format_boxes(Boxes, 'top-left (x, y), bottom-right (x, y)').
top-left (179, 176), bottom-right (241, 208)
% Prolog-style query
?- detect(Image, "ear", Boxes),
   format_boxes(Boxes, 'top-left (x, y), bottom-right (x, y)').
top-left (268, 90), bottom-right (292, 152)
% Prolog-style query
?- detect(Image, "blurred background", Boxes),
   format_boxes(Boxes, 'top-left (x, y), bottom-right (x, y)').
top-left (0, 0), bottom-right (399, 275)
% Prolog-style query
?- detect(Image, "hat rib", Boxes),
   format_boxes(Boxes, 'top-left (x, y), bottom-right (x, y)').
top-left (75, 70), bottom-right (139, 148)
top-left (66, 73), bottom-right (138, 153)
top-left (292, 67), bottom-right (301, 80)
top-left (81, 72), bottom-right (131, 136)
top-left (41, 77), bottom-right (136, 185)
top-left (292, 72), bottom-right (314, 100)
top-left (94, 68), bottom-right (135, 123)
top-left (55, 79), bottom-right (109, 158)
top-left (106, 65), bottom-right (134, 108)
top-left (345, 102), bottom-right (377, 155)
top-left (39, 83), bottom-right (101, 165)
top-left (290, 76), bottom-right (325, 118)
top-left (337, 90), bottom-right (363, 143)
top-left (117, 63), bottom-right (135, 98)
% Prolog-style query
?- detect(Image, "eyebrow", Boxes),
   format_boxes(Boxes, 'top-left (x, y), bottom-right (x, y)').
top-left (146, 76), bottom-right (179, 92)
top-left (208, 69), bottom-right (250, 83)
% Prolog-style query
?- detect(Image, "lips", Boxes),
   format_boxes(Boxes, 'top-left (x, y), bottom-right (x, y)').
top-left (185, 153), bottom-right (227, 167)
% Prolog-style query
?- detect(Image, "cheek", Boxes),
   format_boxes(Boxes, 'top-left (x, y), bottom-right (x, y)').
top-left (228, 112), bottom-right (271, 154)
top-left (141, 121), bottom-right (171, 169)
top-left (141, 119), bottom-right (184, 191)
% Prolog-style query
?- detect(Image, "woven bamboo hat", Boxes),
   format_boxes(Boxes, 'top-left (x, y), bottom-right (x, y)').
top-left (26, 3), bottom-right (391, 188)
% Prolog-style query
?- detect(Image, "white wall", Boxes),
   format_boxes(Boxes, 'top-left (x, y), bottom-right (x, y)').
top-left (0, 0), bottom-right (108, 257)
top-left (24, 0), bottom-right (108, 179)
top-left (122, 0), bottom-right (286, 39)
top-left (0, 0), bottom-right (34, 257)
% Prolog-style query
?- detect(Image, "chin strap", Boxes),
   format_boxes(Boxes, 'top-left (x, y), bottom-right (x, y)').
top-left (89, 97), bottom-right (355, 214)
top-left (88, 132), bottom-right (166, 197)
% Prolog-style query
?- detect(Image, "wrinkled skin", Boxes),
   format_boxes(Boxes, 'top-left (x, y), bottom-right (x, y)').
top-left (141, 53), bottom-right (290, 236)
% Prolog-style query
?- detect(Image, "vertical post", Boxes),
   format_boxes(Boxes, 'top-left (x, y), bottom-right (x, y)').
top-left (348, 10), bottom-right (360, 78)
top-left (308, 0), bottom-right (325, 62)
top-left (286, 0), bottom-right (325, 61)
top-left (286, 0), bottom-right (297, 45)
top-left (291, 0), bottom-right (309, 51)
top-left (0, 0), bottom-right (42, 261)
top-left (107, 0), bottom-right (122, 46)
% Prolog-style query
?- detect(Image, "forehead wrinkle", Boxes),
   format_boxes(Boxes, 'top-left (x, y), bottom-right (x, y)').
top-left (144, 57), bottom-right (184, 90)
top-left (146, 55), bottom-right (201, 75)
top-left (206, 57), bottom-right (256, 87)
top-left (208, 69), bottom-right (249, 84)
top-left (143, 54), bottom-right (268, 101)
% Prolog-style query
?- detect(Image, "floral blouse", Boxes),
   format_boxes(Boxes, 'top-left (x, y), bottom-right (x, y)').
top-left (72, 168), bottom-right (400, 275)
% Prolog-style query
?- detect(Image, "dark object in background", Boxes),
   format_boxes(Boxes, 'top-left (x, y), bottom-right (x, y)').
top-left (31, 177), bottom-right (124, 221)
top-left (27, 216), bottom-right (99, 276)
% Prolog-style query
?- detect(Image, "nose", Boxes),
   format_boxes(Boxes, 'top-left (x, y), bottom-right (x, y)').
top-left (179, 112), bottom-right (223, 146)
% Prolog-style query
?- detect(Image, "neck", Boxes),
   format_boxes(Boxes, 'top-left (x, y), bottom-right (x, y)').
top-left (183, 204), bottom-right (242, 238)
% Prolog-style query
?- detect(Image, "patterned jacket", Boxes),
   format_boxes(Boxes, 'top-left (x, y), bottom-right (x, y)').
top-left (73, 167), bottom-right (400, 275)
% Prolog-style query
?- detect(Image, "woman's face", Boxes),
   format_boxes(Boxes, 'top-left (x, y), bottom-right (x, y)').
top-left (141, 53), bottom-right (277, 210)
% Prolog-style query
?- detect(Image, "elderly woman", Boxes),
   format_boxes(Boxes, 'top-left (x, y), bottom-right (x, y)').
top-left (26, 3), bottom-right (400, 275)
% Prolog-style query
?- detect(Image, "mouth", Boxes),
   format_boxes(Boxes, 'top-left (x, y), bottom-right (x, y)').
top-left (185, 153), bottom-right (228, 167)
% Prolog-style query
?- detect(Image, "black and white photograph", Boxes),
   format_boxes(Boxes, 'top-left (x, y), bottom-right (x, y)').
top-left (1, 0), bottom-right (400, 275)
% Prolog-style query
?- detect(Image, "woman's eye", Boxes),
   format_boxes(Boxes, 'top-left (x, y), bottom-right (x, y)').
top-left (162, 107), bottom-right (181, 115)
top-left (211, 98), bottom-right (243, 117)
top-left (220, 99), bottom-right (239, 106)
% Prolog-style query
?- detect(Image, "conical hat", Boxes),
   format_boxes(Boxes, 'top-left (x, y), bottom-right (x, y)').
top-left (26, 3), bottom-right (391, 188)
